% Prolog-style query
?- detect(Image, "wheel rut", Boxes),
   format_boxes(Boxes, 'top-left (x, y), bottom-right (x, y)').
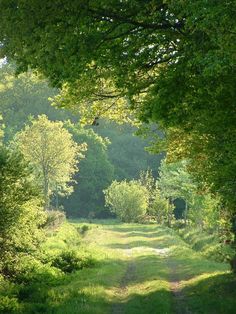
top-left (167, 259), bottom-right (192, 314)
top-left (111, 249), bottom-right (136, 314)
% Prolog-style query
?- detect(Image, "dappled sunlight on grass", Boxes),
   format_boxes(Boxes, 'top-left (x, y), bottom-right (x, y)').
top-left (12, 219), bottom-right (235, 313)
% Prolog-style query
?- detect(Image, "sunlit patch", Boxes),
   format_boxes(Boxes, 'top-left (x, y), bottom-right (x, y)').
top-left (152, 248), bottom-right (170, 257)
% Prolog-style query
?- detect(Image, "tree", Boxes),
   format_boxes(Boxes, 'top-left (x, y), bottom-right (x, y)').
top-left (148, 189), bottom-right (174, 226)
top-left (97, 121), bottom-right (163, 180)
top-left (0, 1), bottom-right (235, 217)
top-left (61, 123), bottom-right (114, 217)
top-left (15, 115), bottom-right (86, 209)
top-left (0, 146), bottom-right (46, 276)
top-left (104, 180), bottom-right (148, 222)
top-left (0, 63), bottom-right (76, 141)
top-left (157, 159), bottom-right (223, 230)
top-left (0, 115), bottom-right (4, 144)
top-left (158, 160), bottom-right (198, 224)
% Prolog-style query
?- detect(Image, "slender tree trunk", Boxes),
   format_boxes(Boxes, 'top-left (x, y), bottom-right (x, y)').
top-left (168, 197), bottom-right (173, 227)
top-left (55, 182), bottom-right (59, 209)
top-left (184, 201), bottom-right (188, 226)
top-left (43, 167), bottom-right (50, 210)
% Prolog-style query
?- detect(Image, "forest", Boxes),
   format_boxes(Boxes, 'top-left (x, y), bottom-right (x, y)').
top-left (0, 1), bottom-right (235, 313)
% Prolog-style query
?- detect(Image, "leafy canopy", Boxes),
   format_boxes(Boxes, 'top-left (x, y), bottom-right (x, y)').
top-left (0, 1), bottom-right (235, 213)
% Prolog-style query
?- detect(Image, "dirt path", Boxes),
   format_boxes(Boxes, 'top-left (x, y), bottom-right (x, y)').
top-left (167, 259), bottom-right (192, 314)
top-left (112, 249), bottom-right (136, 314)
top-left (76, 222), bottom-right (231, 314)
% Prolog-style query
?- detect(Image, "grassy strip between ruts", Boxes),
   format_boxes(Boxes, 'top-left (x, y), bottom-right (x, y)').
top-left (1, 220), bottom-right (236, 313)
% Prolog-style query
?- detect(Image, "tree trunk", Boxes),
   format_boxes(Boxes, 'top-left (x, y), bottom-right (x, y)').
top-left (184, 202), bottom-right (188, 226)
top-left (55, 182), bottom-right (59, 209)
top-left (43, 168), bottom-right (50, 210)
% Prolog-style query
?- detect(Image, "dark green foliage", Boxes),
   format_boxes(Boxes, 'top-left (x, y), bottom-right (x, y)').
top-left (78, 224), bottom-right (90, 235)
top-left (51, 250), bottom-right (95, 273)
top-left (62, 123), bottom-right (114, 217)
top-left (3, 254), bottom-right (62, 284)
top-left (97, 121), bottom-right (162, 180)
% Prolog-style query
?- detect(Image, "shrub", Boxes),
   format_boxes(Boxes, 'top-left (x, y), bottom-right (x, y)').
top-left (0, 146), bottom-right (46, 278)
top-left (1, 254), bottom-right (62, 284)
top-left (51, 250), bottom-right (95, 273)
top-left (104, 180), bottom-right (148, 222)
top-left (149, 190), bottom-right (174, 226)
top-left (42, 210), bottom-right (66, 229)
top-left (0, 296), bottom-right (21, 313)
top-left (79, 224), bottom-right (90, 235)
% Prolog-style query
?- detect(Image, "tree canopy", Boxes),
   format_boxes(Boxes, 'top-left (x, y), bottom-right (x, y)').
top-left (0, 1), bottom-right (235, 214)
top-left (15, 115), bottom-right (86, 208)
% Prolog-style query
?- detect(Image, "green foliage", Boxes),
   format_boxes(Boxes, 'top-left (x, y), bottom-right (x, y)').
top-left (78, 224), bottom-right (90, 235)
top-left (4, 254), bottom-right (62, 284)
top-left (51, 250), bottom-right (95, 273)
top-left (0, 146), bottom-right (46, 276)
top-left (1, 1), bottom-right (234, 219)
top-left (157, 159), bottom-right (224, 231)
top-left (62, 122), bottom-right (114, 217)
top-left (0, 296), bottom-right (20, 313)
top-left (149, 190), bottom-right (174, 226)
top-left (104, 180), bottom-right (148, 222)
top-left (42, 210), bottom-right (66, 229)
top-left (0, 63), bottom-right (75, 141)
top-left (0, 115), bottom-right (4, 144)
top-left (138, 169), bottom-right (156, 196)
top-left (15, 115), bottom-right (86, 209)
top-left (178, 227), bottom-right (235, 264)
top-left (158, 159), bottom-right (196, 203)
top-left (97, 121), bottom-right (162, 181)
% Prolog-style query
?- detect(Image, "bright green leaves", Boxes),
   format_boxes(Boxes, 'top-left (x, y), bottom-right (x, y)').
top-left (15, 115), bottom-right (87, 208)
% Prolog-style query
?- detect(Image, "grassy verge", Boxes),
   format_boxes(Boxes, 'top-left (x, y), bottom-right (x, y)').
top-left (177, 226), bottom-right (235, 263)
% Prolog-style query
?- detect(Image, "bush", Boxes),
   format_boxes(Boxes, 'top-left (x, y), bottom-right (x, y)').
top-left (148, 190), bottom-right (174, 226)
top-left (104, 180), bottom-right (149, 222)
top-left (0, 296), bottom-right (21, 313)
top-left (42, 210), bottom-right (66, 229)
top-left (51, 250), bottom-right (95, 273)
top-left (178, 227), bottom-right (235, 263)
top-left (0, 146), bottom-right (46, 278)
top-left (1, 254), bottom-right (62, 284)
top-left (78, 224), bottom-right (90, 235)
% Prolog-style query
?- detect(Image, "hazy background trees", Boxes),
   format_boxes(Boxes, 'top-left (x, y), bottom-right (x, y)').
top-left (0, 62), bottom-right (162, 217)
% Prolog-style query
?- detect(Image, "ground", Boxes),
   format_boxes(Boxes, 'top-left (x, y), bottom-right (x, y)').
top-left (23, 220), bottom-right (236, 313)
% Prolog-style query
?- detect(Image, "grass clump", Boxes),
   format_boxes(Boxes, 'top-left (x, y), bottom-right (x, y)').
top-left (51, 249), bottom-right (95, 273)
top-left (78, 224), bottom-right (90, 235)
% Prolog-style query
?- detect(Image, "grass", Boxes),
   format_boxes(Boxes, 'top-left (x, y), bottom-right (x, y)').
top-left (1, 219), bottom-right (235, 313)
top-left (177, 226), bottom-right (235, 262)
